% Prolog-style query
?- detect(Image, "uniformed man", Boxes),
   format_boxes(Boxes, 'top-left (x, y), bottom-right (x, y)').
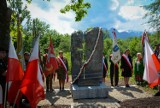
top-left (43, 48), bottom-right (53, 92)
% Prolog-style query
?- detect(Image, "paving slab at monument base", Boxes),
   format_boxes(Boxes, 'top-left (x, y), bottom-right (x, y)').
top-left (38, 85), bottom-right (153, 108)
top-left (71, 82), bottom-right (108, 99)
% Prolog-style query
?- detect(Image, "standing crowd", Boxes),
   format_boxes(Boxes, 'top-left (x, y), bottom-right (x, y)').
top-left (0, 44), bottom-right (160, 107)
top-left (0, 48), bottom-right (68, 107)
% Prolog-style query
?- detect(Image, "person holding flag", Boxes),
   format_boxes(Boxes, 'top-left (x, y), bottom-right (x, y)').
top-left (110, 29), bottom-right (121, 87)
top-left (121, 49), bottom-right (133, 87)
top-left (110, 54), bottom-right (119, 87)
top-left (56, 50), bottom-right (69, 91)
top-left (43, 48), bottom-right (51, 92)
top-left (43, 37), bottom-right (58, 92)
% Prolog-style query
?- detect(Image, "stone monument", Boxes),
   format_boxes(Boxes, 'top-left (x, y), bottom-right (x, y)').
top-left (71, 27), bottom-right (108, 99)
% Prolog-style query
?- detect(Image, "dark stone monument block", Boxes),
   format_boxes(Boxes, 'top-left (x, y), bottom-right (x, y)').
top-left (71, 28), bottom-right (108, 99)
top-left (78, 27), bottom-right (103, 86)
top-left (71, 31), bottom-right (83, 84)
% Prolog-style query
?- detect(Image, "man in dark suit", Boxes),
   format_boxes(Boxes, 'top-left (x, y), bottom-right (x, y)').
top-left (109, 54), bottom-right (119, 86)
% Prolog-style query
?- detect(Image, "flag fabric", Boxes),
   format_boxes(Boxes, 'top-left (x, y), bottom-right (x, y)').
top-left (141, 31), bottom-right (149, 46)
top-left (111, 29), bottom-right (121, 64)
top-left (6, 38), bottom-right (24, 105)
top-left (44, 37), bottom-right (58, 77)
top-left (7, 81), bottom-right (22, 105)
top-left (143, 36), bottom-right (160, 88)
top-left (0, 85), bottom-right (2, 108)
top-left (20, 37), bottom-right (45, 108)
top-left (6, 38), bottom-right (24, 82)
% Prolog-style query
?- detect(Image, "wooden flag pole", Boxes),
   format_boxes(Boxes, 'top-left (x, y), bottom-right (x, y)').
top-left (13, 89), bottom-right (20, 108)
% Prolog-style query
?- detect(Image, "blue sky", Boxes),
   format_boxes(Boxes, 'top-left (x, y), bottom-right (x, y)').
top-left (25, 0), bottom-right (154, 34)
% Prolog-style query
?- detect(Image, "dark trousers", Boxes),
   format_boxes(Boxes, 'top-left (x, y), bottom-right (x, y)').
top-left (110, 68), bottom-right (119, 86)
top-left (46, 74), bottom-right (53, 90)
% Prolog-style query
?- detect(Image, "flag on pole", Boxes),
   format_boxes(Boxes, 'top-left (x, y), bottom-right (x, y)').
top-left (0, 85), bottom-right (2, 108)
top-left (20, 37), bottom-right (45, 108)
top-left (111, 29), bottom-right (121, 64)
top-left (6, 38), bottom-right (24, 82)
top-left (44, 36), bottom-right (58, 77)
top-left (6, 38), bottom-right (24, 105)
top-left (143, 34), bottom-right (160, 88)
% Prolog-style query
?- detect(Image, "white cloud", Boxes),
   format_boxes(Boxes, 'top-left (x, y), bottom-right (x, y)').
top-left (110, 0), bottom-right (120, 10)
top-left (114, 18), bottom-right (151, 32)
top-left (126, 0), bottom-right (134, 5)
top-left (118, 6), bottom-right (147, 20)
top-left (26, 0), bottom-right (76, 34)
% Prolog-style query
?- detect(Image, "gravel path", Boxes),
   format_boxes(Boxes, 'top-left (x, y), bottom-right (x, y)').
top-left (37, 77), bottom-right (153, 108)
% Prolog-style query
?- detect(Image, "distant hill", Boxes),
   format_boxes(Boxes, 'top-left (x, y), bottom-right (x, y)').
top-left (103, 28), bottom-right (143, 39)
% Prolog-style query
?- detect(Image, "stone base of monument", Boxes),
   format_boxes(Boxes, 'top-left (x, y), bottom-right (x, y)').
top-left (71, 82), bottom-right (108, 99)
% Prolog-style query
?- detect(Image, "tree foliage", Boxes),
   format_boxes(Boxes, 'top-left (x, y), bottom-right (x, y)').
top-left (144, 0), bottom-right (160, 32)
top-left (60, 0), bottom-right (91, 21)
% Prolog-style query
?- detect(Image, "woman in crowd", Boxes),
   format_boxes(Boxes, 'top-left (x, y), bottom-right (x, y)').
top-left (56, 51), bottom-right (68, 91)
top-left (121, 49), bottom-right (133, 87)
top-left (134, 53), bottom-right (144, 85)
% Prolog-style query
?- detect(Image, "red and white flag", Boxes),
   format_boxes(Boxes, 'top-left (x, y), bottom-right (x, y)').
top-left (6, 38), bottom-right (24, 82)
top-left (44, 37), bottom-right (58, 77)
top-left (143, 35), bottom-right (160, 88)
top-left (7, 38), bottom-right (24, 105)
top-left (20, 37), bottom-right (45, 108)
top-left (0, 85), bottom-right (2, 108)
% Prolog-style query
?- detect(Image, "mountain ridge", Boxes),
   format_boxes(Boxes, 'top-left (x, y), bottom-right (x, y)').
top-left (102, 28), bottom-right (143, 39)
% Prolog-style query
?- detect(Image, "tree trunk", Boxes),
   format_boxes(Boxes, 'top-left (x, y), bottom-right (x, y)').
top-left (0, 0), bottom-right (12, 50)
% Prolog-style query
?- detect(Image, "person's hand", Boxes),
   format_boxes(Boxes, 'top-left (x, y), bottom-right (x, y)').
top-left (122, 68), bottom-right (124, 72)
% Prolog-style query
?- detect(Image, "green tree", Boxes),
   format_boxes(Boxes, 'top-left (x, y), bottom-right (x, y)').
top-left (0, 0), bottom-right (91, 50)
top-left (57, 34), bottom-right (71, 53)
top-left (60, 0), bottom-right (91, 21)
top-left (103, 37), bottom-right (112, 56)
top-left (23, 18), bottom-right (50, 51)
top-left (144, 0), bottom-right (160, 38)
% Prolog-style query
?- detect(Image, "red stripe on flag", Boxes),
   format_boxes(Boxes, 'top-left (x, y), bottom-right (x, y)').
top-left (6, 58), bottom-right (24, 82)
top-left (21, 60), bottom-right (38, 88)
top-left (44, 37), bottom-right (58, 77)
top-left (7, 81), bottom-right (22, 105)
top-left (152, 54), bottom-right (160, 72)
